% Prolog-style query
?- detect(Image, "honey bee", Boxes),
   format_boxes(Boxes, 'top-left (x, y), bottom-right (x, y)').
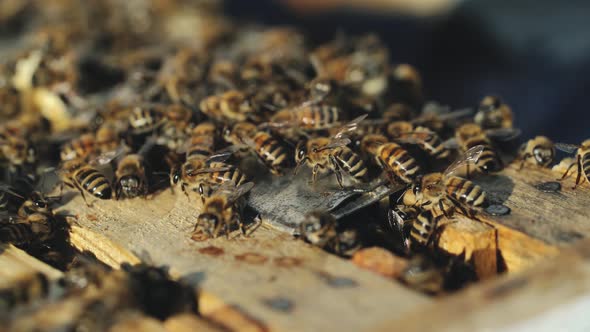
top-left (224, 122), bottom-right (291, 175)
top-left (178, 159), bottom-right (247, 201)
top-left (60, 133), bottom-right (96, 161)
top-left (60, 159), bottom-right (112, 205)
top-left (454, 123), bottom-right (503, 174)
top-left (0, 132), bottom-right (36, 174)
top-left (475, 96), bottom-right (514, 129)
top-left (16, 191), bottom-right (58, 219)
top-left (387, 121), bottom-right (450, 160)
top-left (156, 120), bottom-right (190, 152)
top-left (0, 272), bottom-right (50, 311)
top-left (0, 85), bottom-right (21, 120)
top-left (518, 136), bottom-right (555, 168)
top-left (295, 116), bottom-right (368, 187)
top-left (402, 146), bottom-right (488, 219)
top-left (200, 90), bottom-right (253, 124)
top-left (360, 135), bottom-right (421, 184)
top-left (128, 104), bottom-right (165, 134)
top-left (115, 154), bottom-right (148, 199)
top-left (555, 140), bottom-right (590, 189)
top-left (268, 103), bottom-right (343, 132)
top-left (95, 123), bottom-right (122, 155)
top-left (0, 211), bottom-right (55, 245)
top-left (387, 204), bottom-right (419, 252)
top-left (193, 182), bottom-right (256, 239)
top-left (389, 64), bottom-right (423, 106)
top-left (299, 210), bottom-right (360, 257)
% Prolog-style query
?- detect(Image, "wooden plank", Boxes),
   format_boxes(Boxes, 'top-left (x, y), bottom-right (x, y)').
top-left (57, 190), bottom-right (431, 332)
top-left (374, 239), bottom-right (590, 332)
top-left (0, 244), bottom-right (62, 285)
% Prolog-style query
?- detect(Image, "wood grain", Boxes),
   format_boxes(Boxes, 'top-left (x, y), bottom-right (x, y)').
top-left (58, 190), bottom-right (431, 332)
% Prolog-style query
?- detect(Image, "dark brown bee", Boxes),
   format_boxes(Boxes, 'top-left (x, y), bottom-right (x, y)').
top-left (193, 182), bottom-right (256, 239)
top-left (0, 212), bottom-right (54, 245)
top-left (299, 210), bottom-right (360, 257)
top-left (475, 95), bottom-right (514, 129)
top-left (60, 159), bottom-right (112, 205)
top-left (402, 146), bottom-right (488, 218)
top-left (361, 135), bottom-right (421, 184)
top-left (115, 154), bottom-right (148, 199)
top-left (518, 136), bottom-right (555, 168)
top-left (455, 123), bottom-right (503, 173)
top-left (0, 272), bottom-right (50, 311)
top-left (60, 133), bottom-right (96, 161)
top-left (224, 122), bottom-right (290, 175)
top-left (295, 116), bottom-right (368, 187)
top-left (556, 139), bottom-right (590, 189)
top-left (17, 191), bottom-right (55, 219)
top-left (387, 121), bottom-right (450, 160)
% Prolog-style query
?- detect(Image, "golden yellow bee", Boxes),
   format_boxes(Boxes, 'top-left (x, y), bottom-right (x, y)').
top-left (556, 139), bottom-right (590, 189)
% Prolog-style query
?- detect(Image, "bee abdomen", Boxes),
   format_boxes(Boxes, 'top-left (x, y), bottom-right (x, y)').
top-left (0, 223), bottom-right (35, 245)
top-left (77, 168), bottom-right (112, 199)
top-left (254, 133), bottom-right (289, 168)
top-left (582, 154), bottom-right (590, 181)
top-left (335, 148), bottom-right (367, 179)
top-left (446, 176), bottom-right (486, 208)
top-left (381, 144), bottom-right (420, 182)
top-left (410, 210), bottom-right (439, 247)
top-left (422, 136), bottom-right (450, 159)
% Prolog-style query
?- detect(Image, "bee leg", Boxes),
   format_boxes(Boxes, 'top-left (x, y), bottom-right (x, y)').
top-left (75, 185), bottom-right (91, 207)
top-left (559, 161), bottom-right (577, 181)
top-left (311, 164), bottom-right (321, 184)
top-left (439, 200), bottom-right (451, 219)
top-left (329, 155), bottom-right (344, 188)
top-left (466, 163), bottom-right (471, 179)
top-left (181, 183), bottom-right (190, 202)
top-left (425, 215), bottom-right (441, 248)
top-left (246, 214), bottom-right (263, 237)
top-left (573, 155), bottom-right (582, 190)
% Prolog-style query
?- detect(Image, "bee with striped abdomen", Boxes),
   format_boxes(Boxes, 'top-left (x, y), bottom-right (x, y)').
top-left (60, 159), bottom-right (112, 205)
top-left (200, 90), bottom-right (253, 124)
top-left (267, 102), bottom-right (343, 132)
top-left (114, 154), bottom-right (148, 199)
top-left (556, 139), bottom-right (590, 189)
top-left (128, 104), bottom-right (166, 135)
top-left (402, 146), bottom-right (488, 219)
top-left (193, 182), bottom-right (256, 239)
top-left (0, 211), bottom-right (55, 246)
top-left (224, 121), bottom-right (291, 175)
top-left (60, 133), bottom-right (96, 162)
top-left (0, 272), bottom-right (50, 311)
top-left (387, 121), bottom-right (451, 160)
top-left (295, 116), bottom-right (368, 187)
top-left (360, 134), bottom-right (421, 184)
top-left (518, 136), bottom-right (555, 168)
top-left (454, 123), bottom-right (503, 174)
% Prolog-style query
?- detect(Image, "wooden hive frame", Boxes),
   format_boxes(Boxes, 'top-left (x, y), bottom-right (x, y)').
top-left (1, 161), bottom-right (590, 331)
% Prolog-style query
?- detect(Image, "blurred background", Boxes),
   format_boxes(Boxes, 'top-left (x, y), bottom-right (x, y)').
top-left (226, 0), bottom-right (590, 143)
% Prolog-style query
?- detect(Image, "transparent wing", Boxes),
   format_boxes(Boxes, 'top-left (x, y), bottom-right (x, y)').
top-left (315, 138), bottom-right (352, 152)
top-left (435, 108), bottom-right (473, 121)
top-left (0, 184), bottom-right (24, 199)
top-left (555, 143), bottom-right (579, 154)
top-left (212, 181), bottom-right (254, 204)
top-left (486, 128), bottom-right (521, 141)
top-left (205, 147), bottom-right (239, 164)
top-left (333, 114), bottom-right (368, 140)
top-left (443, 145), bottom-right (484, 178)
top-left (91, 144), bottom-right (130, 165)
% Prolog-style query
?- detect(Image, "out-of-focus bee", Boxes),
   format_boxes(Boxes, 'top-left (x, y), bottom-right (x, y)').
top-left (193, 182), bottom-right (256, 239)
top-left (115, 154), bottom-right (148, 199)
top-left (16, 191), bottom-right (58, 219)
top-left (412, 103), bottom-right (473, 134)
top-left (387, 121), bottom-right (450, 160)
top-left (267, 103), bottom-right (343, 132)
top-left (402, 146), bottom-right (488, 219)
top-left (360, 135), bottom-right (421, 184)
top-left (295, 116), bottom-right (368, 187)
top-left (208, 59), bottom-right (238, 90)
top-left (518, 136), bottom-right (555, 168)
top-left (299, 210), bottom-right (360, 257)
top-left (0, 211), bottom-right (55, 245)
top-left (0, 272), bottom-right (50, 311)
top-left (178, 159), bottom-right (247, 201)
top-left (454, 123), bottom-right (503, 174)
top-left (200, 90), bottom-right (253, 124)
top-left (156, 121), bottom-right (190, 152)
top-left (474, 96), bottom-right (514, 129)
top-left (60, 159), bottom-right (112, 205)
top-left (399, 253), bottom-right (476, 294)
top-left (60, 133), bottom-right (95, 162)
top-left (128, 104), bottom-right (166, 134)
top-left (0, 184), bottom-right (26, 214)
top-left (556, 139), bottom-right (590, 189)
top-left (95, 123), bottom-right (121, 155)
top-left (387, 204), bottom-right (419, 252)
top-left (224, 122), bottom-right (291, 175)
top-left (0, 134), bottom-right (36, 177)
top-left (0, 85), bottom-right (21, 120)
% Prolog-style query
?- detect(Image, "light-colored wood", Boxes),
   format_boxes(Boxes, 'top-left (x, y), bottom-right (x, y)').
top-left (109, 315), bottom-right (167, 332)
top-left (164, 313), bottom-right (224, 332)
top-left (0, 244), bottom-right (62, 286)
top-left (437, 218), bottom-right (497, 279)
top-left (58, 190), bottom-right (431, 332)
top-left (373, 239), bottom-right (590, 332)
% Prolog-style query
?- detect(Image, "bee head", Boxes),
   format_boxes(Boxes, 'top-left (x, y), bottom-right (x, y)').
top-left (300, 211), bottom-right (335, 246)
top-left (533, 147), bottom-right (554, 166)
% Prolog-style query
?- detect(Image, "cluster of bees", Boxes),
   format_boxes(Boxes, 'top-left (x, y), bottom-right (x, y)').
top-left (1, 258), bottom-right (199, 330)
top-left (0, 0), bottom-right (589, 303)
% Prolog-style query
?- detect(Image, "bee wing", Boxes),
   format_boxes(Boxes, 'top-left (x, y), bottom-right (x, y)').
top-left (206, 147), bottom-right (239, 164)
top-left (486, 128), bottom-right (521, 141)
top-left (334, 114), bottom-right (368, 140)
top-left (91, 144), bottom-right (130, 165)
top-left (443, 145), bottom-right (484, 178)
top-left (387, 208), bottom-right (406, 231)
top-left (315, 138), bottom-right (352, 152)
top-left (391, 131), bottom-right (434, 144)
top-left (190, 166), bottom-right (234, 176)
top-left (435, 107), bottom-right (473, 121)
top-left (555, 143), bottom-right (579, 154)
top-left (224, 182), bottom-right (255, 204)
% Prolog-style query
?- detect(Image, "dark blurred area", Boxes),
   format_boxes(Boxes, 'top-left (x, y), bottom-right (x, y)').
top-left (225, 0), bottom-right (590, 143)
